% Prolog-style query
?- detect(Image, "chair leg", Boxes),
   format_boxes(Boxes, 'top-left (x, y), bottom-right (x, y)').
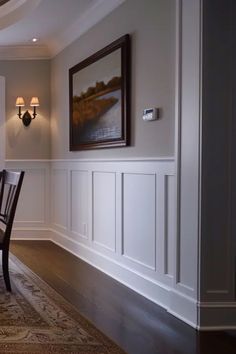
top-left (2, 249), bottom-right (11, 292)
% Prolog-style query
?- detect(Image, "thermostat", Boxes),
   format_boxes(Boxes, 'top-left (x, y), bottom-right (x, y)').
top-left (143, 108), bottom-right (159, 121)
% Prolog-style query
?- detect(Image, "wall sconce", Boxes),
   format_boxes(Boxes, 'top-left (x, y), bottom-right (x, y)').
top-left (16, 96), bottom-right (40, 126)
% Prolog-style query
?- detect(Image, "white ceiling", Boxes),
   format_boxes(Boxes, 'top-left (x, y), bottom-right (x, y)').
top-left (0, 0), bottom-right (125, 59)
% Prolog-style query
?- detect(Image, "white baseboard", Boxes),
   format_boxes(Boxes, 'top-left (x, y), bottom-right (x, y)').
top-left (168, 288), bottom-right (198, 328)
top-left (51, 228), bottom-right (171, 311)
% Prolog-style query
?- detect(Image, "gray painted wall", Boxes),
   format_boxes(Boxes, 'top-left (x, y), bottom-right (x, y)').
top-left (51, 0), bottom-right (175, 159)
top-left (0, 0), bottom-right (175, 160)
top-left (0, 60), bottom-right (51, 159)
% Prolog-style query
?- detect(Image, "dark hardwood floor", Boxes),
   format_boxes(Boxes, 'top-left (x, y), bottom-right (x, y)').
top-left (10, 240), bottom-right (236, 354)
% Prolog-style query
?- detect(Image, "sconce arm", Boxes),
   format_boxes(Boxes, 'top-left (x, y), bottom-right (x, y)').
top-left (17, 106), bottom-right (22, 119)
top-left (32, 106), bottom-right (37, 119)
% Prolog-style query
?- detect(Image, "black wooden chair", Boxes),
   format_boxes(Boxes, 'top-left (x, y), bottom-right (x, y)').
top-left (0, 170), bottom-right (24, 291)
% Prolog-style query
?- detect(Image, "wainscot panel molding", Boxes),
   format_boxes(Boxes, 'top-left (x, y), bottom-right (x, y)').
top-left (6, 158), bottom-right (236, 331)
top-left (7, 158), bottom-right (187, 319)
top-left (52, 168), bottom-right (68, 231)
top-left (50, 159), bottom-right (176, 290)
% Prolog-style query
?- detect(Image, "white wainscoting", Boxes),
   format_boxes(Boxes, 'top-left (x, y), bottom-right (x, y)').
top-left (50, 159), bottom-right (176, 297)
top-left (6, 158), bottom-right (179, 311)
top-left (11, 158), bottom-right (233, 329)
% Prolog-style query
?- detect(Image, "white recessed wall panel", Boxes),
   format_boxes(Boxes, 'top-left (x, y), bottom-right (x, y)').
top-left (71, 170), bottom-right (88, 239)
top-left (122, 173), bottom-right (156, 270)
top-left (52, 169), bottom-right (68, 230)
top-left (15, 168), bottom-right (45, 223)
top-left (92, 172), bottom-right (116, 251)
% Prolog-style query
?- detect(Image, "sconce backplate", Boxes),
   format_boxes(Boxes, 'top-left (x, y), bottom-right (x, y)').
top-left (22, 110), bottom-right (32, 127)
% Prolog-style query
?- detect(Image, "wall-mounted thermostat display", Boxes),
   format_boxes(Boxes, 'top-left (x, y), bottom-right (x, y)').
top-left (142, 108), bottom-right (159, 121)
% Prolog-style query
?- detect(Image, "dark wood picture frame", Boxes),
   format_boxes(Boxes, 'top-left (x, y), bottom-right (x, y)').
top-left (69, 34), bottom-right (130, 151)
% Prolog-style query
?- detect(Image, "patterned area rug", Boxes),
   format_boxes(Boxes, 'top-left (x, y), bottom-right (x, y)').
top-left (0, 255), bottom-right (125, 354)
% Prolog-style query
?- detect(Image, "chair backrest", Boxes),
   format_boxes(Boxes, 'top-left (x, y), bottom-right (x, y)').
top-left (0, 170), bottom-right (24, 244)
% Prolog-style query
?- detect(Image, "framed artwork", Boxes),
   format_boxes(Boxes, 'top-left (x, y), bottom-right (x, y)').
top-left (69, 34), bottom-right (130, 150)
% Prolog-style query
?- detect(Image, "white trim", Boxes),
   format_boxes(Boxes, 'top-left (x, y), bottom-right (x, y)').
top-left (6, 157), bottom-right (175, 163)
top-left (5, 159), bottom-right (51, 163)
top-left (168, 310), bottom-right (197, 329)
top-left (168, 287), bottom-right (198, 327)
top-left (0, 45), bottom-right (50, 60)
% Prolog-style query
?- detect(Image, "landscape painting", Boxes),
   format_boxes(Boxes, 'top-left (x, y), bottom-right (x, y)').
top-left (69, 34), bottom-right (130, 150)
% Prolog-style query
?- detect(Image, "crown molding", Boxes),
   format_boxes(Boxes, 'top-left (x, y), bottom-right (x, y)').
top-left (0, 0), bottom-right (126, 60)
top-left (0, 45), bottom-right (50, 60)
